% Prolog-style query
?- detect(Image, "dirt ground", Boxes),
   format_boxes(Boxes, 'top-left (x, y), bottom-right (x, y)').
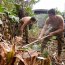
top-left (28, 37), bottom-right (65, 65)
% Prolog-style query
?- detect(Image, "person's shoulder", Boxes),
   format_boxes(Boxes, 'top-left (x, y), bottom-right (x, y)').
top-left (56, 15), bottom-right (63, 19)
top-left (56, 15), bottom-right (64, 23)
top-left (21, 16), bottom-right (32, 22)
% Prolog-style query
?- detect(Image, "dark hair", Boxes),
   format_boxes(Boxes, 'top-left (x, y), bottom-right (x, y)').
top-left (30, 17), bottom-right (36, 22)
top-left (48, 9), bottom-right (56, 15)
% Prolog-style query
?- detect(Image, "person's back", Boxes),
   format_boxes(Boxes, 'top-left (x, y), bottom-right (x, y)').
top-left (21, 16), bottom-right (31, 23)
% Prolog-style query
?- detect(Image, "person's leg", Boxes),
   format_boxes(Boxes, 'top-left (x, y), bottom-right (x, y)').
top-left (41, 37), bottom-right (49, 53)
top-left (56, 36), bottom-right (64, 62)
top-left (25, 26), bottom-right (29, 44)
top-left (57, 41), bottom-right (62, 62)
top-left (23, 26), bottom-right (29, 44)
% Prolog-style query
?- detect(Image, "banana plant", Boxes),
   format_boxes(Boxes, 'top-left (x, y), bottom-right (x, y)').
top-left (0, 38), bottom-right (39, 65)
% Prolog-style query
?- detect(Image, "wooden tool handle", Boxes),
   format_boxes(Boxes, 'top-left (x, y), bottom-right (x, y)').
top-left (22, 35), bottom-right (50, 48)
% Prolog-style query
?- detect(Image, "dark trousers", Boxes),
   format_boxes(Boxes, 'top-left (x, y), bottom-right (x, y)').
top-left (23, 26), bottom-right (29, 44)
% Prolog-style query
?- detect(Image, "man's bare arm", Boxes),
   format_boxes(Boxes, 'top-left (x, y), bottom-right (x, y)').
top-left (38, 18), bottom-right (49, 39)
top-left (49, 26), bottom-right (64, 36)
top-left (21, 21), bottom-right (28, 32)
